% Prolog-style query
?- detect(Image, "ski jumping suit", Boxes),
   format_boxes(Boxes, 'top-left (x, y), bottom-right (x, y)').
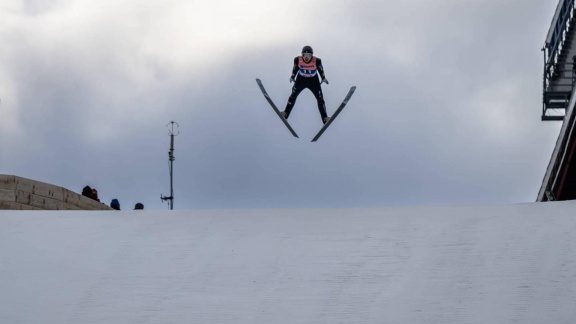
top-left (284, 56), bottom-right (328, 122)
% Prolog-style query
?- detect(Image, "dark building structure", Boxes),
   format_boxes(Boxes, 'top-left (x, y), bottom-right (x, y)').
top-left (539, 0), bottom-right (576, 201)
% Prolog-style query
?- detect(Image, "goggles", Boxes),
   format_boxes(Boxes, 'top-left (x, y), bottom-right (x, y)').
top-left (302, 53), bottom-right (312, 58)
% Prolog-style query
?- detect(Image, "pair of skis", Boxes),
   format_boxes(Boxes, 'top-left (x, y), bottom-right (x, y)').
top-left (256, 78), bottom-right (356, 142)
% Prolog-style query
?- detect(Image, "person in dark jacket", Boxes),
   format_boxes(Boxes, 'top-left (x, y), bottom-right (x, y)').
top-left (282, 45), bottom-right (330, 124)
top-left (91, 188), bottom-right (100, 202)
top-left (82, 186), bottom-right (93, 199)
top-left (110, 199), bottom-right (121, 210)
top-left (134, 202), bottom-right (144, 210)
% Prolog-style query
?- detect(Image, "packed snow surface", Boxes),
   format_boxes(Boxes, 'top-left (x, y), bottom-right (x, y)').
top-left (1, 202), bottom-right (576, 323)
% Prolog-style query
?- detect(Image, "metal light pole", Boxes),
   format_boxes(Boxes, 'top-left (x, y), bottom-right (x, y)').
top-left (161, 121), bottom-right (179, 210)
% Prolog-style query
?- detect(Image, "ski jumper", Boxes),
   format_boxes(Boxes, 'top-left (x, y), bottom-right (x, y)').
top-left (284, 56), bottom-right (328, 122)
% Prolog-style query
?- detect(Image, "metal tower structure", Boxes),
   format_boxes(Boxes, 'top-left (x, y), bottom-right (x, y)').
top-left (538, 1), bottom-right (576, 201)
top-left (161, 122), bottom-right (179, 210)
top-left (542, 0), bottom-right (576, 121)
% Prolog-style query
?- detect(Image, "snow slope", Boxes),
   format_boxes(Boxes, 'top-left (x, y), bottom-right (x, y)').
top-left (1, 202), bottom-right (576, 323)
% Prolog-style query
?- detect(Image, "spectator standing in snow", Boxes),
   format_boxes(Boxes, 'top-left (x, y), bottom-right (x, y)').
top-left (91, 188), bottom-right (101, 202)
top-left (110, 199), bottom-right (121, 210)
top-left (82, 186), bottom-right (93, 199)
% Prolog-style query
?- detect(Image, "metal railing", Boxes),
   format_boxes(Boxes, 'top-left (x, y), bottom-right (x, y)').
top-left (543, 62), bottom-right (575, 120)
top-left (543, 0), bottom-right (576, 120)
top-left (545, 0), bottom-right (576, 68)
top-left (544, 61), bottom-right (576, 90)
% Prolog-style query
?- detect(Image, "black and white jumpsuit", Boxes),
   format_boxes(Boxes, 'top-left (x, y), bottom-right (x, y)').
top-left (284, 56), bottom-right (328, 122)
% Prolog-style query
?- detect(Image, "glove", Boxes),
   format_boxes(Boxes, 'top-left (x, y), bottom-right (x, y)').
top-left (290, 77), bottom-right (295, 83)
top-left (321, 78), bottom-right (329, 85)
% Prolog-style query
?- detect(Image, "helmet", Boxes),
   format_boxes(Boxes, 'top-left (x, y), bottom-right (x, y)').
top-left (301, 45), bottom-right (313, 54)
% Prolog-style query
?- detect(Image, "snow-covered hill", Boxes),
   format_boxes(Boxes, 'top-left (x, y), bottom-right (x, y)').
top-left (1, 202), bottom-right (575, 323)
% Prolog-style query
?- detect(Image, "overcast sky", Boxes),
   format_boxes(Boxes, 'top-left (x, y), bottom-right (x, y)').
top-left (0, 0), bottom-right (564, 210)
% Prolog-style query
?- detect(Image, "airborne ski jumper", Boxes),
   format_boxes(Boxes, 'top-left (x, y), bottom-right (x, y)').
top-left (256, 45), bottom-right (356, 141)
top-left (282, 46), bottom-right (331, 124)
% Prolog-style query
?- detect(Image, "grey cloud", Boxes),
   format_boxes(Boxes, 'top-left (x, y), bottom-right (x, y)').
top-left (0, 0), bottom-right (562, 209)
